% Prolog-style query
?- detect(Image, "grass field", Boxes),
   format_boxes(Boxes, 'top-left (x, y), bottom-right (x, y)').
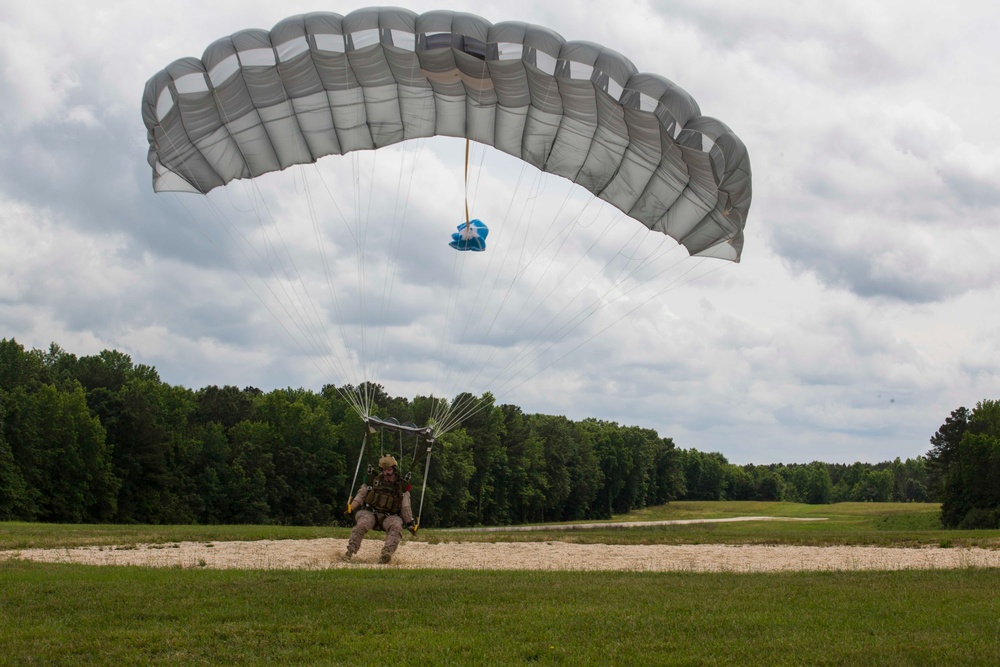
top-left (3, 502), bottom-right (999, 665)
top-left (435, 501), bottom-right (1000, 548)
top-left (6, 501), bottom-right (999, 551)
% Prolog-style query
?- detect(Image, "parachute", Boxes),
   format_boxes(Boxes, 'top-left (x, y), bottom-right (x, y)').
top-left (142, 7), bottom-right (751, 261)
top-left (142, 8), bottom-right (753, 516)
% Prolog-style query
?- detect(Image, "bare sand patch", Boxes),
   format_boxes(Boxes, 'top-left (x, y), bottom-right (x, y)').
top-left (4, 538), bottom-right (999, 573)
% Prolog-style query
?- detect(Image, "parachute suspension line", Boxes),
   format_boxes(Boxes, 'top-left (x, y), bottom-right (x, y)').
top-left (298, 168), bottom-right (372, 419)
top-left (433, 157), bottom-right (532, 395)
top-left (425, 139), bottom-right (497, 427)
top-left (206, 92), bottom-right (334, 362)
top-left (474, 191), bottom-right (609, 361)
top-left (368, 138), bottom-right (424, 394)
top-left (498, 259), bottom-right (731, 398)
top-left (323, 138), bottom-right (423, 421)
top-left (432, 152), bottom-right (592, 435)
top-left (165, 193), bottom-right (337, 384)
top-left (301, 156), bottom-right (377, 418)
top-left (300, 157), bottom-right (397, 420)
top-left (438, 174), bottom-right (706, 432)
top-left (414, 444), bottom-right (432, 532)
top-left (431, 234), bottom-right (472, 425)
top-left (211, 90), bottom-right (353, 392)
top-left (432, 157), bottom-right (557, 435)
top-left (363, 49), bottom-right (436, 415)
top-left (438, 203), bottom-right (627, 433)
top-left (270, 62), bottom-right (369, 403)
top-left (489, 232), bottom-right (683, 394)
top-left (347, 430), bottom-right (369, 512)
top-left (492, 242), bottom-right (697, 396)
top-left (437, 171), bottom-right (586, 419)
top-left (350, 152), bottom-right (369, 416)
top-left (345, 150), bottom-right (379, 418)
top-left (358, 150), bottom-right (384, 418)
top-left (303, 158), bottom-right (381, 421)
top-left (292, 168), bottom-right (356, 379)
top-left (156, 122), bottom-right (352, 401)
top-left (234, 175), bottom-right (361, 413)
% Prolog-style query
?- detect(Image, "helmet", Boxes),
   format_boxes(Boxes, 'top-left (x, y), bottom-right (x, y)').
top-left (379, 455), bottom-right (398, 470)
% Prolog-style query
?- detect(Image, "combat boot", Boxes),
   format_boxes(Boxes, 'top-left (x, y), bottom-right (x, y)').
top-left (341, 549), bottom-right (354, 563)
top-left (379, 548), bottom-right (392, 564)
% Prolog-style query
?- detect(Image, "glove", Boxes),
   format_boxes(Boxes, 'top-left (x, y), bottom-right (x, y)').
top-left (405, 521), bottom-right (417, 535)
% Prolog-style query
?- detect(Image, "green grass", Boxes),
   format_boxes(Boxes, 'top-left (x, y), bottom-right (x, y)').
top-left (434, 501), bottom-right (1000, 549)
top-left (2, 561), bottom-right (999, 666)
top-left (0, 522), bottom-right (350, 551)
top-left (4, 502), bottom-right (998, 551)
top-left (3, 503), bottom-right (1000, 664)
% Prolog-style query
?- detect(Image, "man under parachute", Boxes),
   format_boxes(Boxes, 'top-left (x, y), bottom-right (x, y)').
top-left (342, 416), bottom-right (433, 564)
top-left (344, 454), bottom-right (415, 564)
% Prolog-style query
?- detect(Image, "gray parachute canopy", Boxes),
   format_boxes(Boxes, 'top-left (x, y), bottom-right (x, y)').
top-left (142, 7), bottom-right (752, 261)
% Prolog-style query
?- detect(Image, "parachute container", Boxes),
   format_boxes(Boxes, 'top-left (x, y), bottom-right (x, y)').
top-left (449, 219), bottom-right (489, 252)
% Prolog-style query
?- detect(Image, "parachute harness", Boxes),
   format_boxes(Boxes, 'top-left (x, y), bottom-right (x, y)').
top-left (347, 416), bottom-right (435, 534)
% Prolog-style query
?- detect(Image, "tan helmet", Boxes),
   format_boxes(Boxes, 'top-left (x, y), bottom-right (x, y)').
top-left (379, 455), bottom-right (398, 470)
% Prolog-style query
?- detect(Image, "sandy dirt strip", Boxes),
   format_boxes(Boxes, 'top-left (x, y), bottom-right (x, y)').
top-left (4, 538), bottom-right (1000, 573)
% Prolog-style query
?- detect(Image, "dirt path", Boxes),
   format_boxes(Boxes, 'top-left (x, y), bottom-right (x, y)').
top-left (3, 517), bottom-right (995, 573)
top-left (4, 537), bottom-right (1000, 572)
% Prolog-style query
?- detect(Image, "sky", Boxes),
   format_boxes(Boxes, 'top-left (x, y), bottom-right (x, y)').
top-left (2, 0), bottom-right (999, 465)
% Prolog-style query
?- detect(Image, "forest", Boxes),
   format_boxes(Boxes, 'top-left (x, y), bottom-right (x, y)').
top-left (0, 338), bottom-right (966, 528)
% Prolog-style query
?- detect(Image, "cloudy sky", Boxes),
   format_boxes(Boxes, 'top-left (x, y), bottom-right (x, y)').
top-left (2, 0), bottom-right (998, 465)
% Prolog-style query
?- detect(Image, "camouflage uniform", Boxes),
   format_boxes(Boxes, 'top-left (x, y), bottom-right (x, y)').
top-left (346, 467), bottom-right (413, 563)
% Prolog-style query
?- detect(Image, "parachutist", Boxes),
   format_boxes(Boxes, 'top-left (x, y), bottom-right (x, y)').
top-left (344, 455), bottom-right (413, 564)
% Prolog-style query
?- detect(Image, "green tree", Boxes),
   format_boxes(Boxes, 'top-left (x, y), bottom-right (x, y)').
top-left (803, 462), bottom-right (833, 504)
top-left (193, 385), bottom-right (257, 428)
top-left (756, 470), bottom-right (785, 501)
top-left (941, 432), bottom-right (1000, 528)
top-left (725, 465), bottom-right (756, 501)
top-left (927, 406), bottom-right (970, 497)
top-left (681, 449), bottom-right (728, 500)
top-left (0, 338), bottom-right (45, 391)
top-left (500, 405), bottom-right (547, 524)
top-left (0, 400), bottom-right (29, 519)
top-left (457, 393), bottom-right (508, 525)
top-left (423, 428), bottom-right (475, 527)
top-left (586, 419), bottom-right (628, 518)
top-left (650, 437), bottom-right (685, 505)
top-left (938, 400), bottom-right (1000, 528)
top-left (3, 383), bottom-right (117, 522)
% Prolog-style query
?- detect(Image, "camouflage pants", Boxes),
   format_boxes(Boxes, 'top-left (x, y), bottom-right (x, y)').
top-left (348, 509), bottom-right (404, 556)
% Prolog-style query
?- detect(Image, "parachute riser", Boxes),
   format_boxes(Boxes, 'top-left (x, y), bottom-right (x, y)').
top-left (415, 446), bottom-right (433, 532)
top-left (346, 430), bottom-right (369, 513)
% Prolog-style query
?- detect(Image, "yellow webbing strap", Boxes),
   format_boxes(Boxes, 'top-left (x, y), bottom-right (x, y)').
top-left (464, 139), bottom-right (471, 230)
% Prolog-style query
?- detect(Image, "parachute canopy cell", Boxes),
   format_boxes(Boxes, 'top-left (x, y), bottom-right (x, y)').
top-left (142, 7), bottom-right (752, 261)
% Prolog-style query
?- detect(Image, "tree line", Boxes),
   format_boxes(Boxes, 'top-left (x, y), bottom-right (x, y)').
top-left (0, 339), bottom-right (946, 528)
top-left (924, 402), bottom-right (1000, 529)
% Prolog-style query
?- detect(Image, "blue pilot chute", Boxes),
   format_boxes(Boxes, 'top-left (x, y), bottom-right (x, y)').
top-left (449, 219), bottom-right (488, 252)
